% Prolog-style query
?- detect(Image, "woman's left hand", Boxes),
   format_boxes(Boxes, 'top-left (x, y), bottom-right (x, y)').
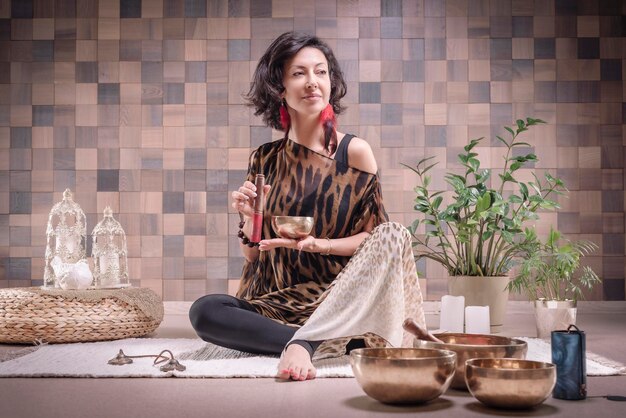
top-left (258, 235), bottom-right (319, 252)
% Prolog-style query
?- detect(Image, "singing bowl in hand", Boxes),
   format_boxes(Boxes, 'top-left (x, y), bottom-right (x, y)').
top-left (350, 348), bottom-right (457, 405)
top-left (271, 216), bottom-right (314, 239)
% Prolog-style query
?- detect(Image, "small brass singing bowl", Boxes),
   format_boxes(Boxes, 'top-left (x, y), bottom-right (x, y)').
top-left (271, 216), bottom-right (314, 239)
top-left (350, 348), bottom-right (457, 405)
top-left (465, 358), bottom-right (556, 410)
top-left (414, 334), bottom-right (527, 390)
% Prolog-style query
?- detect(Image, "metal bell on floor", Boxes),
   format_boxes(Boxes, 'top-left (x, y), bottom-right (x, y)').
top-left (108, 349), bottom-right (133, 365)
top-left (159, 357), bottom-right (186, 372)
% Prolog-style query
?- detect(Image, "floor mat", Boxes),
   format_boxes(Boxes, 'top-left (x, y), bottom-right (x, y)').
top-left (0, 337), bottom-right (624, 378)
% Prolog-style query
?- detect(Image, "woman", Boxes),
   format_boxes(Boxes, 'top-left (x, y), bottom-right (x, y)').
top-left (190, 32), bottom-right (425, 381)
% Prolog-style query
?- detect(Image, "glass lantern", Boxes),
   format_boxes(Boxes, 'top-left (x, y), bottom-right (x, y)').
top-left (91, 206), bottom-right (130, 288)
top-left (43, 189), bottom-right (88, 289)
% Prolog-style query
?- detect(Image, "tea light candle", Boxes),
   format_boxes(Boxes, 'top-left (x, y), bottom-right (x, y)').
top-left (465, 306), bottom-right (490, 334)
top-left (440, 295), bottom-right (465, 333)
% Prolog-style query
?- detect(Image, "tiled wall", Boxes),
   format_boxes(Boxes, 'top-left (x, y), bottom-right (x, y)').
top-left (0, 0), bottom-right (624, 301)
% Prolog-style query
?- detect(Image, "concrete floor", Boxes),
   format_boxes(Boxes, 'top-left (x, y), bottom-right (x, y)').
top-left (1, 301), bottom-right (625, 418)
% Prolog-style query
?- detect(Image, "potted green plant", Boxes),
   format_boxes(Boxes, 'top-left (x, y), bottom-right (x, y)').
top-left (507, 227), bottom-right (601, 338)
top-left (403, 118), bottom-right (568, 332)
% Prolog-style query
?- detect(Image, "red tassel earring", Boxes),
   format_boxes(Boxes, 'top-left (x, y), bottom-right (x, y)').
top-left (279, 101), bottom-right (290, 131)
top-left (319, 103), bottom-right (336, 125)
top-left (320, 104), bottom-right (337, 155)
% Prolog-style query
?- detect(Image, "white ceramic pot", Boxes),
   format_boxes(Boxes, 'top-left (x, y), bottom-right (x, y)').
top-left (447, 276), bottom-right (510, 334)
top-left (534, 299), bottom-right (577, 339)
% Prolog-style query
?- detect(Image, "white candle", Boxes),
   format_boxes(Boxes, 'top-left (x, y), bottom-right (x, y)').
top-left (440, 295), bottom-right (465, 333)
top-left (465, 306), bottom-right (491, 334)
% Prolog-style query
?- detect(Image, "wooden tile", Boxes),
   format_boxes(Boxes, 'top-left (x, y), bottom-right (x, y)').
top-left (600, 41), bottom-right (621, 65)
top-left (443, 81), bottom-right (465, 103)
top-left (119, 147), bottom-right (141, 170)
top-left (577, 15), bottom-right (599, 38)
top-left (75, 104), bottom-right (97, 126)
top-left (359, 60), bottom-right (381, 82)
top-left (446, 38), bottom-right (468, 60)
top-left (162, 104), bottom-right (184, 126)
top-left (534, 59), bottom-right (556, 81)
top-left (447, 103), bottom-right (467, 125)
top-left (144, 0), bottom-right (166, 18)
top-left (33, 0), bottom-right (54, 18)
top-left (97, 18), bottom-right (120, 40)
top-left (181, 126), bottom-right (203, 149)
top-left (180, 83), bottom-right (205, 105)
top-left (163, 128), bottom-right (185, 150)
top-left (98, 0), bottom-right (120, 18)
top-left (120, 104), bottom-right (142, 126)
top-left (425, 60), bottom-right (446, 82)
top-left (55, 18), bottom-right (77, 40)
top-left (76, 40), bottom-right (97, 60)
top-left (533, 15), bottom-right (554, 37)
top-left (76, 18), bottom-right (98, 39)
top-left (468, 59), bottom-right (490, 81)
top-left (381, 16), bottom-right (402, 39)
top-left (424, 103), bottom-right (447, 125)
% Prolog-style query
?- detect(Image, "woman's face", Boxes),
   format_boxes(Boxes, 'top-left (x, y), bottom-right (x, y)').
top-left (282, 47), bottom-right (331, 117)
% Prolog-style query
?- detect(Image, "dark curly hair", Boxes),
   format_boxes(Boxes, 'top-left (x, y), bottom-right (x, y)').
top-left (244, 32), bottom-right (347, 149)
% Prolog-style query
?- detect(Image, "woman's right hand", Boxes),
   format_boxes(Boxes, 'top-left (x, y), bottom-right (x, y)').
top-left (231, 181), bottom-right (271, 218)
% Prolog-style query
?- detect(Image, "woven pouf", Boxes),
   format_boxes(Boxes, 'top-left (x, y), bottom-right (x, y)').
top-left (0, 287), bottom-right (164, 344)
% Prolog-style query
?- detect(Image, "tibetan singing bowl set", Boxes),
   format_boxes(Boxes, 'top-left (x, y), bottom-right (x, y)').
top-left (350, 320), bottom-right (556, 409)
top-left (268, 219), bottom-right (558, 409)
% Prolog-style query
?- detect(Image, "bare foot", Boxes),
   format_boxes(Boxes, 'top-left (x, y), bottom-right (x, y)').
top-left (276, 344), bottom-right (317, 381)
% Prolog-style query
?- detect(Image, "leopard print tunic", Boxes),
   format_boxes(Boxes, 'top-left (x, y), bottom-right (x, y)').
top-left (236, 137), bottom-right (388, 326)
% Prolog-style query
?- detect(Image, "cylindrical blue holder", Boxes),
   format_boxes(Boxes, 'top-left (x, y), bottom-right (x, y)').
top-left (551, 324), bottom-right (586, 400)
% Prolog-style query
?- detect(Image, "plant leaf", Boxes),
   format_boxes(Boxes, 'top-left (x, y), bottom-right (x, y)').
top-left (475, 193), bottom-right (492, 213)
top-left (433, 196), bottom-right (443, 210)
top-left (468, 158), bottom-right (480, 172)
top-left (464, 138), bottom-right (483, 152)
top-left (519, 183), bottom-right (529, 199)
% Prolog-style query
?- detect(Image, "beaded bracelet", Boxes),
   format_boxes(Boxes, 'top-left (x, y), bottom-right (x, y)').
top-left (238, 219), bottom-right (259, 248)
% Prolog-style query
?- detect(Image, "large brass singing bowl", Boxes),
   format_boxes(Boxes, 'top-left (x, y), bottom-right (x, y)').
top-left (271, 216), bottom-right (314, 239)
top-left (350, 348), bottom-right (457, 404)
top-left (414, 334), bottom-right (527, 390)
top-left (465, 358), bottom-right (556, 409)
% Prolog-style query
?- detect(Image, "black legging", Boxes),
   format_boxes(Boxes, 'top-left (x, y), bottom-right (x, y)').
top-left (189, 294), bottom-right (322, 357)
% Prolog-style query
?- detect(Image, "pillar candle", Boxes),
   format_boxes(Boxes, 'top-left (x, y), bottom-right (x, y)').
top-left (440, 295), bottom-right (465, 333)
top-left (465, 305), bottom-right (491, 334)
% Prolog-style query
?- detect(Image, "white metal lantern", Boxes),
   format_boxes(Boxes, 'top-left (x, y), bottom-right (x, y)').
top-left (43, 189), bottom-right (88, 289)
top-left (91, 206), bottom-right (130, 288)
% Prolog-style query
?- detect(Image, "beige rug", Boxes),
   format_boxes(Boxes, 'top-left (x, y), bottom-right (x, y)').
top-left (0, 337), bottom-right (624, 378)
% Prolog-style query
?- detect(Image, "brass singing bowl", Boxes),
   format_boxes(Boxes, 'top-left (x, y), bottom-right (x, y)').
top-left (271, 216), bottom-right (314, 239)
top-left (465, 358), bottom-right (556, 409)
top-left (414, 334), bottom-right (527, 390)
top-left (350, 348), bottom-right (457, 405)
